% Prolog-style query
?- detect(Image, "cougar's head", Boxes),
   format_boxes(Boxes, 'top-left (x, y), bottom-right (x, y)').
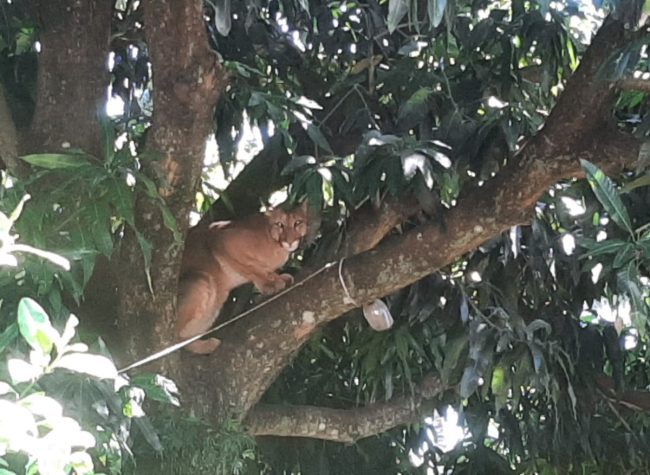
top-left (266, 201), bottom-right (309, 252)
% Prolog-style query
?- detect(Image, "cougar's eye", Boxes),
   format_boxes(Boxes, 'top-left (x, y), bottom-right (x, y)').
top-left (294, 220), bottom-right (303, 227)
top-left (275, 221), bottom-right (284, 228)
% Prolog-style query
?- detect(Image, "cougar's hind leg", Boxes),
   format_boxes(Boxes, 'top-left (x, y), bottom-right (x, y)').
top-left (176, 274), bottom-right (222, 354)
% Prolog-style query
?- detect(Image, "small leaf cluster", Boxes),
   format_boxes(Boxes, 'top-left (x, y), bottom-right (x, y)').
top-left (0, 119), bottom-right (178, 306)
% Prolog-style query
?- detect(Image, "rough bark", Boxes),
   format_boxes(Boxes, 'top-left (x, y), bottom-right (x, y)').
top-left (182, 16), bottom-right (641, 426)
top-left (27, 0), bottom-right (112, 157)
top-left (246, 375), bottom-right (443, 443)
top-left (618, 77), bottom-right (650, 93)
top-left (0, 83), bottom-right (21, 174)
top-left (595, 374), bottom-right (650, 412)
top-left (298, 192), bottom-right (430, 279)
top-left (114, 1), bottom-right (225, 373)
top-left (339, 193), bottom-right (428, 258)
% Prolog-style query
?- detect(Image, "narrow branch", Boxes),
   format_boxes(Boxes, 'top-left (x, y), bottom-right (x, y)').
top-left (617, 77), bottom-right (650, 94)
top-left (595, 374), bottom-right (650, 412)
top-left (246, 375), bottom-right (443, 443)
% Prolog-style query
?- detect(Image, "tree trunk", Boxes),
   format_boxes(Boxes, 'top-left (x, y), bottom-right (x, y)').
top-left (26, 0), bottom-right (111, 157)
top-left (114, 0), bottom-right (225, 381)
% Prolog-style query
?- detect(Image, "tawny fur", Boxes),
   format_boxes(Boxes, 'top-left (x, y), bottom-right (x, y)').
top-left (176, 202), bottom-right (308, 354)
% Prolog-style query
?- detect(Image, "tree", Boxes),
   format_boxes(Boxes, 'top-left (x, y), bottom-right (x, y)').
top-left (1, 0), bottom-right (650, 473)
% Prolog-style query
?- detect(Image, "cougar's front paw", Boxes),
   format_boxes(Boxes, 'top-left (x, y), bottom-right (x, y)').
top-left (279, 273), bottom-right (294, 286)
top-left (259, 281), bottom-right (281, 295)
top-left (258, 275), bottom-right (291, 295)
top-left (186, 337), bottom-right (221, 354)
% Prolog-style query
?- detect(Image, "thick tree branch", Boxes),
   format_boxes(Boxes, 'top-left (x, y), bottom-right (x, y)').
top-left (535, 17), bottom-right (625, 146)
top-left (245, 375), bottom-right (443, 443)
top-left (180, 14), bottom-right (642, 428)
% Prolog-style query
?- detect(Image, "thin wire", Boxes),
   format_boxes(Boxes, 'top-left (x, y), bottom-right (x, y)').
top-left (118, 261), bottom-right (337, 373)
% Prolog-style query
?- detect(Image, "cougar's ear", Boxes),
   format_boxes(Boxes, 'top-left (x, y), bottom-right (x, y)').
top-left (298, 199), bottom-right (309, 214)
top-left (264, 207), bottom-right (280, 218)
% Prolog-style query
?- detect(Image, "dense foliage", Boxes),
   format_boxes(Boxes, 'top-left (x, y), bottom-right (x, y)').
top-left (1, 0), bottom-right (650, 473)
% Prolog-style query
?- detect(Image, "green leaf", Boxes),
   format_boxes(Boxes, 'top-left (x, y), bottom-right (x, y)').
top-left (580, 160), bottom-right (634, 237)
top-left (11, 243), bottom-right (70, 270)
top-left (306, 125), bottom-right (333, 154)
top-left (441, 332), bottom-right (468, 385)
top-left (159, 204), bottom-right (182, 244)
top-left (579, 238), bottom-right (629, 259)
top-left (460, 364), bottom-right (480, 398)
top-left (110, 178), bottom-right (135, 226)
top-left (621, 173), bottom-right (650, 193)
top-left (216, 190), bottom-right (235, 215)
top-left (133, 415), bottom-right (163, 452)
top-left (398, 87), bottom-right (433, 123)
top-left (427, 0), bottom-right (446, 28)
top-left (0, 323), bottom-right (18, 355)
top-left (395, 327), bottom-right (410, 362)
top-left (19, 394), bottom-right (63, 419)
top-left (525, 320), bottom-right (552, 340)
top-left (17, 298), bottom-right (58, 354)
top-left (8, 194), bottom-right (31, 228)
top-left (0, 382), bottom-right (16, 398)
top-left (135, 230), bottom-right (154, 294)
top-left (387, 0), bottom-right (409, 33)
top-left (19, 153), bottom-right (90, 169)
top-left (281, 155), bottom-right (317, 176)
top-left (137, 174), bottom-right (160, 199)
top-left (131, 374), bottom-right (180, 406)
top-left (89, 201), bottom-right (113, 256)
top-left (0, 465), bottom-right (18, 474)
top-left (612, 242), bottom-right (635, 268)
top-left (617, 263), bottom-right (647, 336)
top-left (211, 0), bottom-right (232, 36)
top-left (638, 239), bottom-right (650, 258)
top-left (329, 167), bottom-right (355, 205)
top-left (14, 27), bottom-right (35, 55)
top-left (99, 113), bottom-right (116, 164)
top-left (491, 365), bottom-right (508, 412)
top-left (54, 353), bottom-right (118, 379)
top-left (8, 358), bottom-right (41, 384)
top-left (0, 210), bottom-right (12, 235)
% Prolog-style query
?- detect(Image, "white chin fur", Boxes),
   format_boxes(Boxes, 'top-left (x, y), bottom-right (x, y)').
top-left (282, 241), bottom-right (299, 252)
